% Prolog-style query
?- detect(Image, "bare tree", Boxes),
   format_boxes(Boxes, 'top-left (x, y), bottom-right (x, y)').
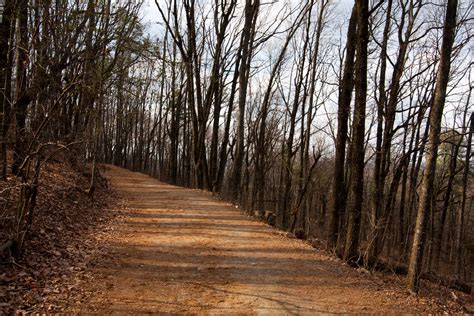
top-left (328, 5), bottom-right (357, 252)
top-left (406, 0), bottom-right (459, 293)
top-left (343, 0), bottom-right (369, 263)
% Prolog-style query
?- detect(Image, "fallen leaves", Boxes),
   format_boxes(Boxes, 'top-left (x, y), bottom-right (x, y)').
top-left (0, 162), bottom-right (119, 314)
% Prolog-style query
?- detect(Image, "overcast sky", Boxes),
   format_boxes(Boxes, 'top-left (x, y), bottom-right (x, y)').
top-left (140, 0), bottom-right (356, 38)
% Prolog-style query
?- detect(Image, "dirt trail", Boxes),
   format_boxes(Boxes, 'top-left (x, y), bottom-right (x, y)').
top-left (79, 165), bottom-right (438, 314)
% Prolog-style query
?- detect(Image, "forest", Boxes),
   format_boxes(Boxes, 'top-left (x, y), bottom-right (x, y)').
top-left (0, 0), bottom-right (473, 308)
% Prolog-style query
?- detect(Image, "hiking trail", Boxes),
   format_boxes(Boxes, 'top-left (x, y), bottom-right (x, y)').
top-left (77, 165), bottom-right (440, 314)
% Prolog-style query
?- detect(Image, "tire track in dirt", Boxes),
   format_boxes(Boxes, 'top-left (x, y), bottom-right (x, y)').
top-left (78, 165), bottom-right (441, 314)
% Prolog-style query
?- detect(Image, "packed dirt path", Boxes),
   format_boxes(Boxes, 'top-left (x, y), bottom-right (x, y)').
top-left (78, 165), bottom-right (441, 314)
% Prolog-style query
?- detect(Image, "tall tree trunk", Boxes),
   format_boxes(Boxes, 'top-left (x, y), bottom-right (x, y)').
top-left (343, 0), bottom-right (368, 263)
top-left (281, 1), bottom-right (315, 229)
top-left (0, 0), bottom-right (15, 178)
top-left (435, 128), bottom-right (462, 267)
top-left (370, 0), bottom-right (392, 259)
top-left (208, 0), bottom-right (236, 192)
top-left (230, 0), bottom-right (259, 201)
top-left (215, 53), bottom-right (241, 192)
top-left (328, 5), bottom-right (357, 251)
top-left (12, 0), bottom-right (30, 175)
top-left (455, 111), bottom-right (473, 278)
top-left (406, 0), bottom-right (458, 292)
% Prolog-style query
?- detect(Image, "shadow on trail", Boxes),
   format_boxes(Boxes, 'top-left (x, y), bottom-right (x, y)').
top-left (98, 242), bottom-right (369, 288)
top-left (188, 283), bottom-right (328, 315)
top-left (83, 165), bottom-right (413, 314)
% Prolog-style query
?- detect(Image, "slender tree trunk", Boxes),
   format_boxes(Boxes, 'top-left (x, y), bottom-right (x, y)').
top-left (455, 111), bottom-right (473, 278)
top-left (230, 0), bottom-right (259, 201)
top-left (280, 1), bottom-right (314, 229)
top-left (406, 0), bottom-right (458, 292)
top-left (0, 0), bottom-right (15, 178)
top-left (215, 53), bottom-right (241, 192)
top-left (12, 0), bottom-right (30, 176)
top-left (370, 0), bottom-right (392, 259)
top-left (435, 130), bottom-right (462, 267)
top-left (328, 5), bottom-right (357, 251)
top-left (208, 0), bottom-right (236, 192)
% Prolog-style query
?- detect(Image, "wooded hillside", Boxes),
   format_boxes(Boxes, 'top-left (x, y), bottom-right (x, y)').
top-left (0, 0), bottom-right (472, 294)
